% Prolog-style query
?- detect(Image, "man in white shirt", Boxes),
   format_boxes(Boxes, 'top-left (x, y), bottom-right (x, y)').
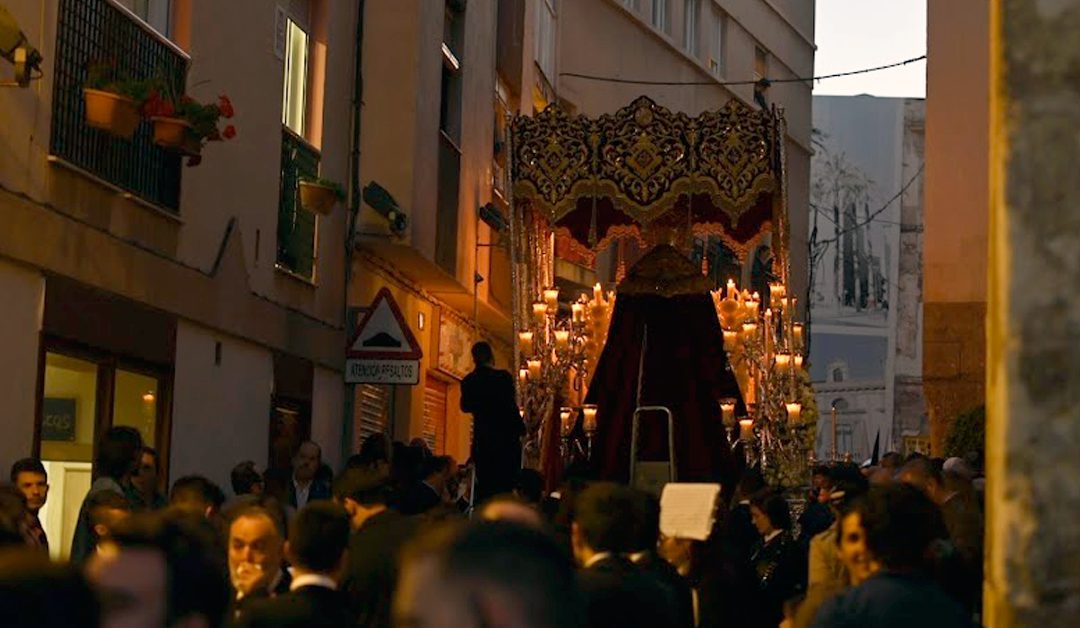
top-left (288, 441), bottom-right (331, 510)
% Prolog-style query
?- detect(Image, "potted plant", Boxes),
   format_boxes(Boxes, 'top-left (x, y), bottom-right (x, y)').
top-left (144, 92), bottom-right (236, 166)
top-left (83, 63), bottom-right (151, 139)
top-left (298, 177), bottom-right (345, 215)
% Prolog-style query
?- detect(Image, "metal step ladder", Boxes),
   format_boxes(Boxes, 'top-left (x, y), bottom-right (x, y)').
top-left (629, 405), bottom-right (677, 495)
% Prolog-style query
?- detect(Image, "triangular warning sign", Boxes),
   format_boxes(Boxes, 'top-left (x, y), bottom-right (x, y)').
top-left (346, 288), bottom-right (423, 360)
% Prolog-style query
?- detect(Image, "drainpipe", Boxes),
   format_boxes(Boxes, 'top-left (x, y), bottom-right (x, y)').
top-left (341, 0), bottom-right (365, 466)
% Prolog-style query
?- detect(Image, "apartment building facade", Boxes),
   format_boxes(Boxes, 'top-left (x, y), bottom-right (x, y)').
top-left (0, 0), bottom-right (355, 557)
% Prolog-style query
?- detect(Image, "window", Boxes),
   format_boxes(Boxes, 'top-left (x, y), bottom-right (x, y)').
top-left (623, 0), bottom-right (641, 11)
top-left (535, 0), bottom-right (557, 81)
top-left (441, 1), bottom-right (465, 142)
top-left (831, 398), bottom-right (850, 411)
top-left (754, 46), bottom-right (769, 81)
top-left (131, 0), bottom-right (171, 37)
top-left (710, 7), bottom-right (726, 77)
top-left (832, 368), bottom-right (845, 382)
top-left (37, 349), bottom-right (169, 560)
top-left (277, 129), bottom-right (320, 280)
top-left (652, 0), bottom-right (670, 33)
top-left (683, 0), bottom-right (699, 55)
top-left (282, 19), bottom-right (310, 136)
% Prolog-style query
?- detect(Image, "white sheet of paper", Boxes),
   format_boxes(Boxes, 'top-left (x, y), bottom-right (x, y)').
top-left (660, 483), bottom-right (721, 541)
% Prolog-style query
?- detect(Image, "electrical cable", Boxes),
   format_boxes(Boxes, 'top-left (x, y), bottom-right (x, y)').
top-left (560, 54), bottom-right (926, 87)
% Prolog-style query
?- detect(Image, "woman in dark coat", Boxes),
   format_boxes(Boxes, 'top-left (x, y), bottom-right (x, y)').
top-left (745, 491), bottom-right (806, 628)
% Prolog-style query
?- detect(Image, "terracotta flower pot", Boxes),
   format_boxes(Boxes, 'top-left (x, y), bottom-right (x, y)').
top-left (151, 116), bottom-right (192, 149)
top-left (298, 181), bottom-right (340, 216)
top-left (83, 88), bottom-right (141, 139)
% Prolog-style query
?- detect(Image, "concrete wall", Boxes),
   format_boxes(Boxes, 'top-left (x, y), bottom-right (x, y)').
top-left (170, 321), bottom-right (273, 493)
top-left (0, 260), bottom-right (43, 473)
top-left (923, 0), bottom-right (990, 451)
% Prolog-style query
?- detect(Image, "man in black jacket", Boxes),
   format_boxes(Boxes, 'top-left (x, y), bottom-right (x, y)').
top-left (336, 467), bottom-right (421, 628)
top-left (396, 455), bottom-right (454, 516)
top-left (572, 483), bottom-right (675, 628)
top-left (236, 501), bottom-right (353, 627)
top-left (460, 342), bottom-right (524, 504)
top-left (227, 501), bottom-right (292, 623)
top-left (627, 489), bottom-right (695, 628)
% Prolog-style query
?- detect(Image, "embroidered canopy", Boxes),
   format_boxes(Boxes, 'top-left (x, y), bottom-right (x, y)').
top-left (510, 96), bottom-right (787, 258)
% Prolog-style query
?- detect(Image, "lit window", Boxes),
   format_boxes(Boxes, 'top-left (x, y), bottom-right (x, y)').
top-left (282, 19), bottom-right (309, 136)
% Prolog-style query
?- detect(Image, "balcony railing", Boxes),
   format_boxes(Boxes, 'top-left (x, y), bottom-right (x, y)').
top-left (277, 128), bottom-right (320, 281)
top-left (50, 0), bottom-right (189, 212)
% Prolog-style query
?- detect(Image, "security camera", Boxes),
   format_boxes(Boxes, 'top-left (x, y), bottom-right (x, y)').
top-left (362, 182), bottom-right (409, 237)
top-left (0, 6), bottom-right (43, 87)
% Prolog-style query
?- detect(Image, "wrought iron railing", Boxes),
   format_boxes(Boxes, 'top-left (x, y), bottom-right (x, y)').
top-left (277, 128), bottom-right (320, 280)
top-left (50, 0), bottom-right (188, 212)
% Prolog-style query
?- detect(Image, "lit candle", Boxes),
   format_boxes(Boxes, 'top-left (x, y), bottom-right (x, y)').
top-left (746, 298), bottom-right (760, 320)
top-left (518, 331), bottom-right (534, 356)
top-left (727, 279), bottom-right (737, 299)
top-left (794, 354), bottom-right (804, 370)
top-left (593, 283), bottom-right (603, 302)
top-left (554, 329), bottom-right (570, 350)
top-left (532, 302), bottom-right (547, 324)
top-left (544, 288), bottom-right (560, 312)
top-left (744, 375), bottom-right (756, 404)
top-left (723, 330), bottom-right (738, 351)
top-left (560, 407), bottom-right (575, 437)
top-left (720, 399), bottom-right (736, 427)
top-left (527, 359), bottom-right (542, 380)
top-left (779, 297), bottom-right (789, 311)
top-left (786, 402), bottom-right (802, 424)
top-left (741, 322), bottom-right (758, 338)
top-left (571, 302), bottom-right (585, 323)
top-left (775, 352), bottom-right (791, 371)
top-left (518, 368), bottom-right (528, 385)
top-left (793, 323), bottom-right (804, 349)
top-left (739, 418), bottom-right (755, 441)
top-left (582, 404), bottom-right (599, 433)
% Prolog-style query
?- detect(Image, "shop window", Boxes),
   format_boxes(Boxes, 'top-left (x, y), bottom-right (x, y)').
top-left (37, 348), bottom-right (169, 560)
top-left (112, 369), bottom-right (159, 448)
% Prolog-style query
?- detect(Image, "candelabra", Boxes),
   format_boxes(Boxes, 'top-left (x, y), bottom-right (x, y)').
top-left (713, 279), bottom-right (812, 479)
top-left (517, 285), bottom-right (612, 468)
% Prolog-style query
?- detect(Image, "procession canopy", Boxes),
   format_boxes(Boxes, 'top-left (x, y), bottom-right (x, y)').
top-left (510, 96), bottom-right (785, 259)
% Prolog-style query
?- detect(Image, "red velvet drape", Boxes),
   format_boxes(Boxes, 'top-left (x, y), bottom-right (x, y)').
top-left (583, 292), bottom-right (746, 488)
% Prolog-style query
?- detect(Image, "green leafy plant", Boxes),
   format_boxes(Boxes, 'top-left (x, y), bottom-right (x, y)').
top-left (945, 405), bottom-right (985, 461)
top-left (84, 62), bottom-right (153, 102)
top-left (300, 176), bottom-right (346, 200)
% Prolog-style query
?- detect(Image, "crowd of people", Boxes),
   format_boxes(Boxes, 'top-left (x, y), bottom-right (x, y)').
top-left (0, 344), bottom-right (984, 627)
top-left (0, 429), bottom-right (985, 627)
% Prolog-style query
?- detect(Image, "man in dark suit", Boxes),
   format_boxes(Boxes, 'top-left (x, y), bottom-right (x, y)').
top-left (396, 455), bottom-right (454, 516)
top-left (236, 501), bottom-right (353, 627)
top-left (572, 483), bottom-right (675, 628)
top-left (627, 489), bottom-right (694, 628)
top-left (461, 341), bottom-right (524, 504)
top-left (226, 501), bottom-right (292, 623)
top-left (334, 467), bottom-right (421, 628)
top-left (395, 521), bottom-right (586, 628)
top-left (288, 441), bottom-right (332, 510)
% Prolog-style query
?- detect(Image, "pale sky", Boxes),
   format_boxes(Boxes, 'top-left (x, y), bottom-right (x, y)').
top-left (813, 0), bottom-right (927, 99)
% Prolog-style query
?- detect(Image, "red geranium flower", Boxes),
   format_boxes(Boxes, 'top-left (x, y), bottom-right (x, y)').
top-left (218, 95), bottom-right (235, 119)
top-left (223, 125), bottom-right (236, 140)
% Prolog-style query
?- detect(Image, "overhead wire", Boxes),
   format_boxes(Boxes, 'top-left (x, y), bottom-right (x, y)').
top-left (559, 54), bottom-right (926, 87)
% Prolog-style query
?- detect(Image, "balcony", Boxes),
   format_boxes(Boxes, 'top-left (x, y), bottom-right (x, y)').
top-left (50, 0), bottom-right (189, 213)
top-left (277, 128), bottom-right (320, 282)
